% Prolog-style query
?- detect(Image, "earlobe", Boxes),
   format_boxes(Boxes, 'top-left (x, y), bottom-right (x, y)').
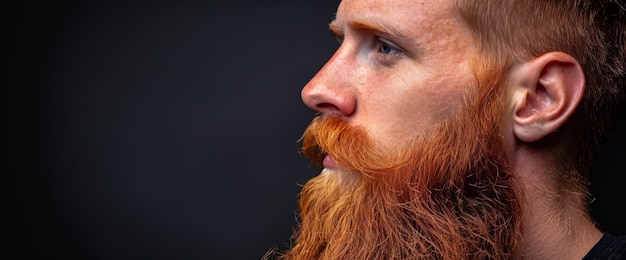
top-left (510, 52), bottom-right (585, 143)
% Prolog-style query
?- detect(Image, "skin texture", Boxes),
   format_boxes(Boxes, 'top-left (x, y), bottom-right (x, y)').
top-left (302, 0), bottom-right (478, 151)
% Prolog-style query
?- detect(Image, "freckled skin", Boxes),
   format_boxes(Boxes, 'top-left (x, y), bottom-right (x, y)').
top-left (302, 0), bottom-right (480, 150)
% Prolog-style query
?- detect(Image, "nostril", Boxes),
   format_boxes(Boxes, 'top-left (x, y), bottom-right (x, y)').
top-left (315, 101), bottom-right (355, 117)
top-left (316, 102), bottom-right (339, 111)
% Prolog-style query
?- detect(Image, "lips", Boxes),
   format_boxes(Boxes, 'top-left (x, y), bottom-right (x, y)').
top-left (323, 155), bottom-right (339, 169)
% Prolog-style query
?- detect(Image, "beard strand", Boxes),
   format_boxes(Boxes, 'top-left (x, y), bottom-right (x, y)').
top-left (277, 64), bottom-right (523, 259)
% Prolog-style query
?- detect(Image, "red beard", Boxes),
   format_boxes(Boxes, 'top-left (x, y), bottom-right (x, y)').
top-left (279, 65), bottom-right (523, 259)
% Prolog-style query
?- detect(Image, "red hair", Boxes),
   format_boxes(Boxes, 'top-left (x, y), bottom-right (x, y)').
top-left (454, 0), bottom-right (626, 196)
top-left (275, 62), bottom-right (523, 259)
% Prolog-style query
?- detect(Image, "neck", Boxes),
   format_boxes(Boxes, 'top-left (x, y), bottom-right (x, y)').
top-left (513, 151), bottom-right (602, 259)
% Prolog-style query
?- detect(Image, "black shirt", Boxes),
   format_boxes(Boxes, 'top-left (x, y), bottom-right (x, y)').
top-left (583, 233), bottom-right (626, 260)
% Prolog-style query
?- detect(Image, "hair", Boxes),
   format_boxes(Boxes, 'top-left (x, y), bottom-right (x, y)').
top-left (454, 0), bottom-right (626, 200)
top-left (272, 62), bottom-right (523, 259)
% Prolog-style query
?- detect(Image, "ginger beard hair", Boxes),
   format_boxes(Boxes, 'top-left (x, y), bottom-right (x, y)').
top-left (282, 62), bottom-right (524, 259)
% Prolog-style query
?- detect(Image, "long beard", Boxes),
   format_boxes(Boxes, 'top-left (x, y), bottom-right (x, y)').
top-left (280, 66), bottom-right (523, 259)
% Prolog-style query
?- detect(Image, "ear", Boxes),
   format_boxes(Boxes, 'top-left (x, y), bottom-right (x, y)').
top-left (509, 52), bottom-right (585, 143)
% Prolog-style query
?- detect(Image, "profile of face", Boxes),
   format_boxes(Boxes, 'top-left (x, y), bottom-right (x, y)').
top-left (279, 0), bottom-right (525, 259)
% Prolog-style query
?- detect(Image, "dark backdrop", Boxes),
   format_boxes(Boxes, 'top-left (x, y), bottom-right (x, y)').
top-left (9, 0), bottom-right (625, 259)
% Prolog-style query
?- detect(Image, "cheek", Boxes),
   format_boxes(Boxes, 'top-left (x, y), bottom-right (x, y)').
top-left (426, 87), bottom-right (466, 121)
top-left (360, 76), bottom-right (466, 147)
top-left (355, 57), bottom-right (476, 146)
top-left (396, 73), bottom-right (467, 124)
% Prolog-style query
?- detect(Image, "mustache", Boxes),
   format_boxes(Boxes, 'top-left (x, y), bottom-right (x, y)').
top-left (299, 114), bottom-right (360, 168)
top-left (299, 114), bottom-right (410, 175)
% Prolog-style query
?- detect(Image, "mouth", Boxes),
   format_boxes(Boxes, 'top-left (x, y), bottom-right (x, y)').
top-left (323, 154), bottom-right (339, 169)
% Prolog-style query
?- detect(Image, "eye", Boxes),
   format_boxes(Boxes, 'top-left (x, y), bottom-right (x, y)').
top-left (376, 37), bottom-right (401, 55)
top-left (380, 42), bottom-right (394, 54)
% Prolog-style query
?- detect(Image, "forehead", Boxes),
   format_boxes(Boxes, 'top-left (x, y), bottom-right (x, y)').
top-left (337, 0), bottom-right (451, 22)
top-left (335, 0), bottom-right (468, 48)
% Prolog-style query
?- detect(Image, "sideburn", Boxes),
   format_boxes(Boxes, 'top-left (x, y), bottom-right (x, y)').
top-left (280, 63), bottom-right (523, 259)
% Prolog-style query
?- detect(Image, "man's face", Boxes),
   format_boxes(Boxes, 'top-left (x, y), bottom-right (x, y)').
top-left (302, 0), bottom-right (478, 157)
top-left (281, 0), bottom-right (523, 259)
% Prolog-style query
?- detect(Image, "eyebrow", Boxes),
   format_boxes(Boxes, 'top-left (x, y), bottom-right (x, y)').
top-left (329, 21), bottom-right (342, 39)
top-left (329, 20), bottom-right (413, 42)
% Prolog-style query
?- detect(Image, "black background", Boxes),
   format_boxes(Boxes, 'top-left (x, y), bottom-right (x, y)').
top-left (8, 1), bottom-right (625, 259)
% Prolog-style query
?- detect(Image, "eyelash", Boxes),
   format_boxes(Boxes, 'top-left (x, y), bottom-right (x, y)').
top-left (373, 37), bottom-right (403, 65)
top-left (333, 35), bottom-right (403, 62)
top-left (376, 37), bottom-right (401, 56)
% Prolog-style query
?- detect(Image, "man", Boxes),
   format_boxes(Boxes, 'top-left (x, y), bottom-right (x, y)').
top-left (277, 0), bottom-right (625, 259)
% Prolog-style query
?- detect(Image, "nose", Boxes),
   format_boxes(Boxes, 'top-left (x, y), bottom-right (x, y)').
top-left (301, 49), bottom-right (357, 116)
